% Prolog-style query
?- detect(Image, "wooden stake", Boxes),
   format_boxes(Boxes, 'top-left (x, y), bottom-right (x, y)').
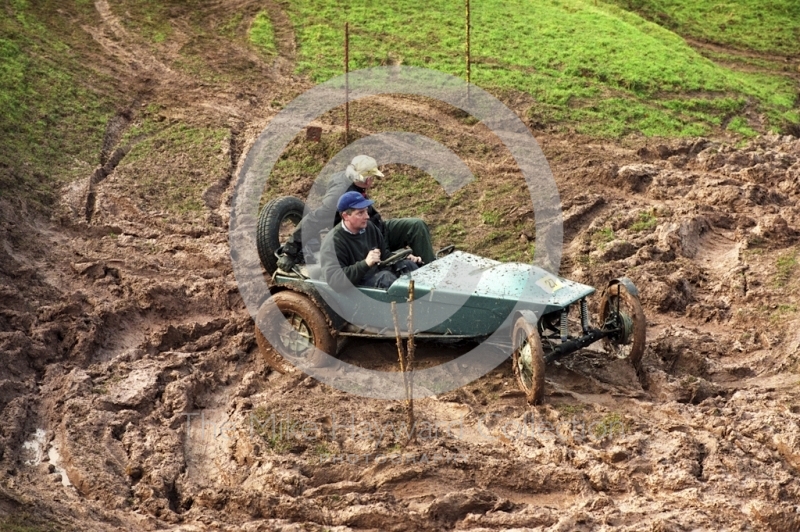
top-left (405, 280), bottom-right (416, 442)
top-left (391, 301), bottom-right (405, 373)
top-left (391, 294), bottom-right (416, 445)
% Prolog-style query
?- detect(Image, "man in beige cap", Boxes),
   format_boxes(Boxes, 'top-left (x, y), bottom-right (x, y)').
top-left (276, 155), bottom-right (435, 271)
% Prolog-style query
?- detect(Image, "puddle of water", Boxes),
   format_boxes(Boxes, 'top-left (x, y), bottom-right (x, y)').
top-left (22, 428), bottom-right (72, 486)
top-left (21, 428), bottom-right (46, 466)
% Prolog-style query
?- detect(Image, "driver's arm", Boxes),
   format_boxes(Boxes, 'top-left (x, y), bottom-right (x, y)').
top-left (320, 227), bottom-right (380, 291)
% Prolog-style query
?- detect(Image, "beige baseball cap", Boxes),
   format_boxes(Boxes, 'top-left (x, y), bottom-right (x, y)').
top-left (349, 155), bottom-right (384, 183)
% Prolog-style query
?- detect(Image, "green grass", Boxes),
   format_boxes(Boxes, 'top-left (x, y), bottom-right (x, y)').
top-left (592, 412), bottom-right (628, 439)
top-left (0, 0), bottom-right (117, 208)
top-left (630, 210), bottom-right (657, 231)
top-left (774, 249), bottom-right (797, 287)
top-left (249, 11), bottom-right (278, 56)
top-left (592, 226), bottom-right (616, 247)
top-left (116, 0), bottom-right (173, 44)
top-left (481, 210), bottom-right (502, 226)
top-left (264, 130), bottom-right (357, 205)
top-left (727, 116), bottom-right (757, 137)
top-left (250, 407), bottom-right (293, 453)
top-left (283, 0), bottom-right (798, 138)
top-left (698, 49), bottom-right (791, 71)
top-left (119, 121), bottom-right (230, 215)
top-left (0, 513), bottom-right (60, 532)
top-left (218, 13), bottom-right (244, 38)
top-left (608, 0), bottom-right (800, 55)
top-left (556, 403), bottom-right (586, 415)
top-left (770, 304), bottom-right (797, 324)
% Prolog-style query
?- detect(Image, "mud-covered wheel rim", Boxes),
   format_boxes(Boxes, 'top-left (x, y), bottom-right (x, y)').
top-left (281, 311), bottom-right (315, 355)
top-left (598, 283), bottom-right (646, 371)
top-left (255, 290), bottom-right (336, 372)
top-left (511, 317), bottom-right (546, 405)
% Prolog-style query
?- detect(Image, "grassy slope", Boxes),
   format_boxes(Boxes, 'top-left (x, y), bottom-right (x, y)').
top-left (114, 1), bottom-right (277, 218)
top-left (0, 0), bottom-right (118, 208)
top-left (118, 116), bottom-right (231, 216)
top-left (287, 0), bottom-right (798, 137)
top-left (607, 0), bottom-right (800, 55)
top-left (249, 11), bottom-right (278, 57)
top-left (1, 0), bottom-right (797, 215)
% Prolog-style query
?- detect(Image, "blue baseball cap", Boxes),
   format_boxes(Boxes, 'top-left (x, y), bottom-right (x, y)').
top-left (337, 191), bottom-right (374, 212)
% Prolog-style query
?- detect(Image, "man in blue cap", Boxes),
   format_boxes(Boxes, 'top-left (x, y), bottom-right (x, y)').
top-left (320, 191), bottom-right (421, 290)
top-left (276, 155), bottom-right (435, 272)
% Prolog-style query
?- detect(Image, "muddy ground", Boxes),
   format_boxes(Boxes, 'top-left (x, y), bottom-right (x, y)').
top-left (1, 1), bottom-right (800, 530)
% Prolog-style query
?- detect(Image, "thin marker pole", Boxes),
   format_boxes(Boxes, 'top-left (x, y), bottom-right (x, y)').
top-left (345, 21), bottom-right (350, 145)
top-left (465, 0), bottom-right (471, 102)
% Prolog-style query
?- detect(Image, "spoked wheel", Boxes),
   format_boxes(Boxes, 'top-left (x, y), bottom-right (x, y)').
top-left (255, 291), bottom-right (336, 372)
top-left (256, 196), bottom-right (305, 275)
top-left (511, 317), bottom-right (546, 405)
top-left (598, 282), bottom-right (646, 370)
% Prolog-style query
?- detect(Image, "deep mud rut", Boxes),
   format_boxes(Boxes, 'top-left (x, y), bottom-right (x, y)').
top-left (2, 1), bottom-right (800, 530)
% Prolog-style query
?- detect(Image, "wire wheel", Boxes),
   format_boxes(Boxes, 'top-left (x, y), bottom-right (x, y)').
top-left (598, 283), bottom-right (646, 370)
top-left (511, 317), bottom-right (546, 405)
top-left (255, 291), bottom-right (336, 372)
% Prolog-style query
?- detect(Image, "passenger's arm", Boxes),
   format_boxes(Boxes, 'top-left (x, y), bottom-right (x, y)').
top-left (290, 175), bottom-right (350, 245)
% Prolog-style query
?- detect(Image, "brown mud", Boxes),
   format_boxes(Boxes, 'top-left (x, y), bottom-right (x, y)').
top-left (1, 1), bottom-right (799, 530)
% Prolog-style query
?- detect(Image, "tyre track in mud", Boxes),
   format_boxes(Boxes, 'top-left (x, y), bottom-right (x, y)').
top-left (684, 36), bottom-right (800, 79)
top-left (8, 131), bottom-right (800, 530)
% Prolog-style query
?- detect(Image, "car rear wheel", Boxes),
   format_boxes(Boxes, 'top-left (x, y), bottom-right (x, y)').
top-left (598, 283), bottom-right (646, 370)
top-left (257, 196), bottom-right (305, 275)
top-left (512, 317), bottom-right (546, 405)
top-left (255, 291), bottom-right (336, 372)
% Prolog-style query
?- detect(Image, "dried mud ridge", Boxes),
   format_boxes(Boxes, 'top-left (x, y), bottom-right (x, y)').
top-left (2, 131), bottom-right (800, 530)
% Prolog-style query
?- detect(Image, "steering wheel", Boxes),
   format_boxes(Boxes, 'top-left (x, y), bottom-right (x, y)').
top-left (379, 248), bottom-right (412, 267)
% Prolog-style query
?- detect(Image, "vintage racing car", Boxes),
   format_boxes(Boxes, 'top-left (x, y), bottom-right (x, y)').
top-left (254, 196), bottom-right (646, 404)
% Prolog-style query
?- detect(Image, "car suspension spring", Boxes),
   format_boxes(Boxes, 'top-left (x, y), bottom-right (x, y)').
top-left (560, 309), bottom-right (568, 342)
top-left (580, 299), bottom-right (589, 333)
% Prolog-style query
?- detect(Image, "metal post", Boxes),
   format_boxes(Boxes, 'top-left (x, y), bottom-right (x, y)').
top-left (345, 21), bottom-right (350, 145)
top-left (465, 0), bottom-right (471, 101)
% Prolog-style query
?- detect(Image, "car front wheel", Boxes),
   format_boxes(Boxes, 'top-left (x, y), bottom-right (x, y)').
top-left (598, 282), bottom-right (646, 371)
top-left (511, 316), bottom-right (546, 405)
top-left (255, 290), bottom-right (336, 372)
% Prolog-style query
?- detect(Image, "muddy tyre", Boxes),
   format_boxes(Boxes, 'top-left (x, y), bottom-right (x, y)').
top-left (598, 283), bottom-right (646, 370)
top-left (255, 291), bottom-right (336, 372)
top-left (257, 196), bottom-right (305, 275)
top-left (512, 317), bottom-right (546, 405)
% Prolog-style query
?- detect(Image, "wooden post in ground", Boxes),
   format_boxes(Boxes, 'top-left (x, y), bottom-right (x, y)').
top-left (391, 289), bottom-right (416, 445)
top-left (405, 280), bottom-right (416, 443)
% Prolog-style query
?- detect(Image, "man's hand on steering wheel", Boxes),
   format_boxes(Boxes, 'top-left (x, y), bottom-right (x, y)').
top-left (365, 248), bottom-right (382, 267)
top-left (379, 248), bottom-right (412, 267)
